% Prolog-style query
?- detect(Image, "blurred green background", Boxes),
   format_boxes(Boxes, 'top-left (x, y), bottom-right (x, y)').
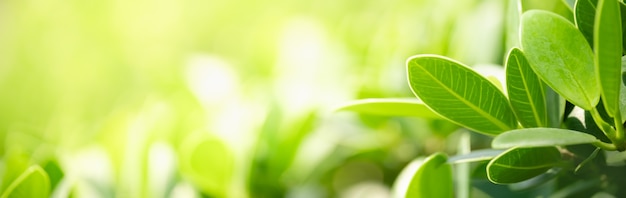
top-left (0, 0), bottom-right (510, 197)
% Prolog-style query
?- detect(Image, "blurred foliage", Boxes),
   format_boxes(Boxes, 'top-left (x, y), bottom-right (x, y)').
top-left (0, 0), bottom-right (508, 197)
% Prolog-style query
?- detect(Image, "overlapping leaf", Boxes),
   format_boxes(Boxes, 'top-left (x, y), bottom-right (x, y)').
top-left (595, 0), bottom-right (623, 117)
top-left (487, 147), bottom-right (562, 184)
top-left (335, 98), bottom-right (442, 119)
top-left (521, 10), bottom-right (600, 110)
top-left (407, 55), bottom-right (517, 135)
top-left (492, 128), bottom-right (600, 149)
top-left (506, 48), bottom-right (547, 128)
top-left (575, 0), bottom-right (598, 46)
top-left (0, 165), bottom-right (50, 198)
top-left (393, 153), bottom-right (453, 198)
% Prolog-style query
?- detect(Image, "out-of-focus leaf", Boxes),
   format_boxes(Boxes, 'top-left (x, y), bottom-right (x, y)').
top-left (492, 128), bottom-right (599, 149)
top-left (335, 98), bottom-right (442, 119)
top-left (447, 149), bottom-right (505, 164)
top-left (0, 151), bottom-right (30, 192)
top-left (595, 0), bottom-right (623, 117)
top-left (487, 147), bottom-right (562, 184)
top-left (575, 0), bottom-right (598, 46)
top-left (407, 55), bottom-right (517, 135)
top-left (0, 165), bottom-right (50, 198)
top-left (521, 0), bottom-right (575, 22)
top-left (505, 48), bottom-right (547, 128)
top-left (179, 134), bottom-right (234, 197)
top-left (393, 153), bottom-right (453, 198)
top-left (521, 10), bottom-right (599, 110)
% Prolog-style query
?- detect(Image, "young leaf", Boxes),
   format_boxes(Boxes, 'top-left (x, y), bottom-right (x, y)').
top-left (0, 165), bottom-right (50, 198)
top-left (521, 10), bottom-right (600, 110)
top-left (335, 98), bottom-right (442, 119)
top-left (575, 0), bottom-right (598, 46)
top-left (487, 147), bottom-right (562, 184)
top-left (595, 0), bottom-right (623, 117)
top-left (505, 48), bottom-right (548, 128)
top-left (492, 128), bottom-right (600, 149)
top-left (407, 55), bottom-right (517, 135)
top-left (393, 153), bottom-right (453, 198)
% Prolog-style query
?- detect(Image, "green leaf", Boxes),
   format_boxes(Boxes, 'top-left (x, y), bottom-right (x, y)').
top-left (595, 0), bottom-right (624, 117)
top-left (575, 0), bottom-right (598, 46)
top-left (179, 134), bottom-right (234, 197)
top-left (447, 149), bottom-right (505, 164)
top-left (393, 153), bottom-right (453, 198)
top-left (620, 56), bottom-right (626, 122)
top-left (521, 10), bottom-right (600, 110)
top-left (506, 48), bottom-right (548, 128)
top-left (487, 147), bottom-right (562, 184)
top-left (521, 0), bottom-right (576, 22)
top-left (407, 55), bottom-right (517, 135)
top-left (0, 165), bottom-right (50, 198)
top-left (335, 98), bottom-right (442, 119)
top-left (492, 128), bottom-right (599, 149)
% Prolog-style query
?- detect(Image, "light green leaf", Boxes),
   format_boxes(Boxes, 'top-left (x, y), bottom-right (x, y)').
top-left (487, 147), bottom-right (562, 184)
top-left (335, 98), bottom-right (442, 119)
top-left (492, 128), bottom-right (599, 149)
top-left (393, 153), bottom-right (453, 198)
top-left (179, 134), bottom-right (234, 197)
top-left (595, 0), bottom-right (623, 117)
top-left (447, 149), bottom-right (505, 164)
top-left (407, 55), bottom-right (517, 135)
top-left (521, 10), bottom-right (600, 110)
top-left (0, 165), bottom-right (50, 198)
top-left (521, 0), bottom-right (575, 22)
top-left (575, 0), bottom-right (598, 46)
top-left (506, 48), bottom-right (548, 128)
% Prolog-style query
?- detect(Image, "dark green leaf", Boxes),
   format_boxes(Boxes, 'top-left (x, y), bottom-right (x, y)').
top-left (521, 10), bottom-right (599, 110)
top-left (335, 98), bottom-right (442, 119)
top-left (506, 48), bottom-right (548, 127)
top-left (487, 147), bottom-right (562, 184)
top-left (492, 128), bottom-right (599, 149)
top-left (575, 0), bottom-right (598, 46)
top-left (394, 153), bottom-right (453, 198)
top-left (595, 0), bottom-right (623, 117)
top-left (407, 55), bottom-right (517, 135)
top-left (0, 165), bottom-right (50, 198)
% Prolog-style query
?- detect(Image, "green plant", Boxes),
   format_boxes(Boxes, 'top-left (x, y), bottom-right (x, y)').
top-left (340, 0), bottom-right (626, 197)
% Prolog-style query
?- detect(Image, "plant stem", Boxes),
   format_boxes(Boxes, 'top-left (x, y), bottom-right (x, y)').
top-left (613, 113), bottom-right (625, 150)
top-left (589, 108), bottom-right (618, 143)
top-left (592, 141), bottom-right (617, 151)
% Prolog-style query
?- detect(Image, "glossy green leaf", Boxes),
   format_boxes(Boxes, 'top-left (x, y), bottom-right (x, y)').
top-left (393, 153), bottom-right (453, 198)
top-left (595, 0), bottom-right (624, 117)
top-left (545, 86), bottom-right (565, 128)
top-left (492, 128), bottom-right (599, 149)
top-left (506, 48), bottom-right (548, 128)
top-left (521, 10), bottom-right (600, 110)
top-left (575, 0), bottom-right (598, 46)
top-left (0, 165), bottom-right (50, 198)
top-left (335, 98), bottom-right (442, 119)
top-left (407, 55), bottom-right (517, 135)
top-left (487, 147), bottom-right (562, 184)
top-left (521, 0), bottom-right (576, 22)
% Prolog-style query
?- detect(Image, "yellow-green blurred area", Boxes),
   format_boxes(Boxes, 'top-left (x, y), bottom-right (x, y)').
top-left (0, 0), bottom-right (511, 197)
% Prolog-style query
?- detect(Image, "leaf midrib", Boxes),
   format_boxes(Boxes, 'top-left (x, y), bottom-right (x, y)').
top-left (414, 62), bottom-right (512, 131)
top-left (492, 162), bottom-right (560, 170)
top-left (514, 54), bottom-right (546, 126)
